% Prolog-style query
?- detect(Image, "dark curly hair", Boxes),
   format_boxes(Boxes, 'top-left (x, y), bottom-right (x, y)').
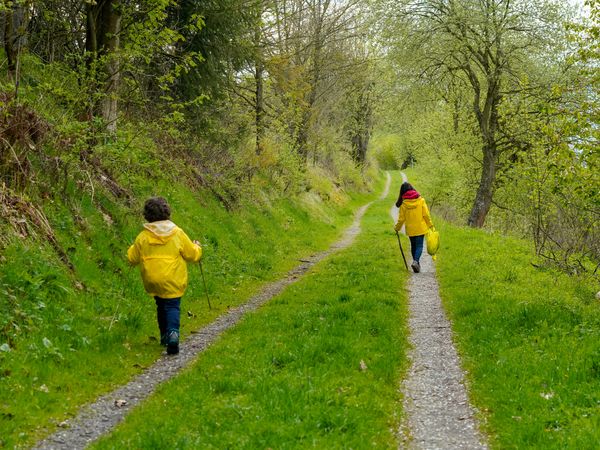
top-left (143, 197), bottom-right (171, 222)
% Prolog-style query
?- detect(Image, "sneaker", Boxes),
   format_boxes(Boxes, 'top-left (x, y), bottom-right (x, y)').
top-left (166, 330), bottom-right (179, 355)
top-left (160, 333), bottom-right (168, 346)
top-left (411, 261), bottom-right (421, 273)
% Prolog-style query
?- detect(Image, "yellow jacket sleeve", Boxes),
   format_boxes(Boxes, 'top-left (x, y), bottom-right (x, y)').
top-left (127, 240), bottom-right (141, 266)
top-left (394, 207), bottom-right (406, 232)
top-left (179, 230), bottom-right (202, 262)
top-left (423, 201), bottom-right (434, 229)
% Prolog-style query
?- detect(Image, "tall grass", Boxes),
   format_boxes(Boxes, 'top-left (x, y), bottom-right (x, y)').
top-left (435, 221), bottom-right (600, 449)
top-left (91, 173), bottom-right (409, 449)
top-left (0, 173), bottom-right (381, 449)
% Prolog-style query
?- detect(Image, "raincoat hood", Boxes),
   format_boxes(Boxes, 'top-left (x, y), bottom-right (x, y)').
top-left (403, 197), bottom-right (425, 210)
top-left (143, 220), bottom-right (178, 244)
top-left (402, 189), bottom-right (420, 200)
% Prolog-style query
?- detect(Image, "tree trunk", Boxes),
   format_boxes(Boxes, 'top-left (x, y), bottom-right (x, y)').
top-left (86, 0), bottom-right (122, 134)
top-left (468, 142), bottom-right (497, 227)
top-left (351, 133), bottom-right (369, 163)
top-left (465, 66), bottom-right (501, 228)
top-left (295, 0), bottom-right (328, 163)
top-left (3, 4), bottom-right (27, 95)
top-left (255, 61), bottom-right (265, 155)
top-left (351, 84), bottom-right (373, 163)
top-left (452, 98), bottom-right (460, 133)
top-left (4, 8), bottom-right (17, 78)
top-left (254, 23), bottom-right (265, 155)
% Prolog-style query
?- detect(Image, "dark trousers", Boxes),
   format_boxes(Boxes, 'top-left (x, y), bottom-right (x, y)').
top-left (154, 297), bottom-right (181, 337)
top-left (409, 234), bottom-right (425, 263)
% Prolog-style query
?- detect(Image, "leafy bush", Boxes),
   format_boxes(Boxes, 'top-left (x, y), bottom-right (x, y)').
top-left (371, 134), bottom-right (401, 169)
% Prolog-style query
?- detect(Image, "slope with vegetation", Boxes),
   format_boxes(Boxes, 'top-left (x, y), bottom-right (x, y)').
top-left (404, 166), bottom-right (600, 448)
top-left (1, 0), bottom-right (599, 448)
top-left (437, 219), bottom-right (600, 449)
top-left (0, 1), bottom-right (381, 442)
top-left (90, 172), bottom-right (409, 449)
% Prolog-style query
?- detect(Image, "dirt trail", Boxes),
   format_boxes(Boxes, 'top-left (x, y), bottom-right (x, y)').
top-left (395, 174), bottom-right (488, 449)
top-left (33, 173), bottom-right (392, 450)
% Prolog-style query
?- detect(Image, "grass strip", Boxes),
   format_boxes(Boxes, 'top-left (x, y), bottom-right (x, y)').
top-left (91, 173), bottom-right (409, 449)
top-left (0, 178), bottom-right (381, 448)
top-left (435, 220), bottom-right (600, 449)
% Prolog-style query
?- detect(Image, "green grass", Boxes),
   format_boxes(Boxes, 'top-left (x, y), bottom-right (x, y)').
top-left (435, 221), bottom-right (600, 449)
top-left (90, 172), bottom-right (409, 449)
top-left (0, 169), bottom-right (382, 448)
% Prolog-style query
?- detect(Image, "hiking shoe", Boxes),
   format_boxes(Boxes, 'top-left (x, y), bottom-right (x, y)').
top-left (166, 330), bottom-right (179, 355)
top-left (411, 261), bottom-right (421, 273)
top-left (160, 333), bottom-right (168, 346)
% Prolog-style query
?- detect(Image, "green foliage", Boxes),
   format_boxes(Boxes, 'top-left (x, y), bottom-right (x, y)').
top-left (436, 219), bottom-right (600, 449)
top-left (91, 173), bottom-right (408, 450)
top-left (0, 47), bottom-right (380, 450)
top-left (370, 134), bottom-right (401, 170)
top-left (371, 0), bottom-right (598, 272)
top-left (373, 98), bottom-right (480, 222)
top-left (121, 0), bottom-right (206, 109)
top-left (170, 0), bottom-right (257, 101)
top-left (0, 149), bottom-right (377, 449)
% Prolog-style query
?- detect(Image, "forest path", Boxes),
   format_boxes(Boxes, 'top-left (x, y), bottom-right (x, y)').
top-left (33, 173), bottom-right (392, 450)
top-left (395, 174), bottom-right (488, 449)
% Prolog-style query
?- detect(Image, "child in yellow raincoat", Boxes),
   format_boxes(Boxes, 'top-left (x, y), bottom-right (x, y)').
top-left (394, 182), bottom-right (434, 273)
top-left (128, 197), bottom-right (202, 355)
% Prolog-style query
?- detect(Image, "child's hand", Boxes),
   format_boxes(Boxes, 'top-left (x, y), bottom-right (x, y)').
top-left (193, 240), bottom-right (201, 246)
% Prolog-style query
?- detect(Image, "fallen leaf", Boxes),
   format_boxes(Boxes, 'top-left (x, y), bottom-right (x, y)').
top-left (114, 399), bottom-right (128, 408)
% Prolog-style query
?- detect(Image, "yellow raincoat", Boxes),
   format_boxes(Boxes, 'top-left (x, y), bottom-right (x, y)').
top-left (127, 220), bottom-right (202, 298)
top-left (394, 197), bottom-right (433, 237)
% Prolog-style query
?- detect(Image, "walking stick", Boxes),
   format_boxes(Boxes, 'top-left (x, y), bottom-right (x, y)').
top-left (395, 231), bottom-right (409, 271)
top-left (198, 260), bottom-right (212, 310)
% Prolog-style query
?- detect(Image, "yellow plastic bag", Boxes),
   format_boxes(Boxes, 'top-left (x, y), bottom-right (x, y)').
top-left (426, 227), bottom-right (440, 260)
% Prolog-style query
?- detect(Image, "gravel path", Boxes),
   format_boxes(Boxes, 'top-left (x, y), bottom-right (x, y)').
top-left (32, 174), bottom-right (391, 450)
top-left (394, 175), bottom-right (488, 449)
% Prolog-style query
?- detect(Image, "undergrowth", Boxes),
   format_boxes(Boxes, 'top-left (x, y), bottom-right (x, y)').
top-left (0, 172), bottom-right (382, 448)
top-left (91, 172), bottom-right (409, 449)
top-left (0, 55), bottom-right (380, 447)
top-left (435, 221), bottom-right (600, 449)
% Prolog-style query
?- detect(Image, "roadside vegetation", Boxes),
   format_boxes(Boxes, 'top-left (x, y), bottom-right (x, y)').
top-left (0, 169), bottom-right (380, 449)
top-left (91, 172), bottom-right (409, 449)
top-left (403, 167), bottom-right (600, 449)
top-left (436, 219), bottom-right (600, 448)
top-left (1, 2), bottom-right (381, 446)
top-left (1, 0), bottom-right (598, 448)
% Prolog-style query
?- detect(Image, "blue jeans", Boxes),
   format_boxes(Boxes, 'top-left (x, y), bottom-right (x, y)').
top-left (154, 297), bottom-right (181, 337)
top-left (409, 235), bottom-right (424, 263)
